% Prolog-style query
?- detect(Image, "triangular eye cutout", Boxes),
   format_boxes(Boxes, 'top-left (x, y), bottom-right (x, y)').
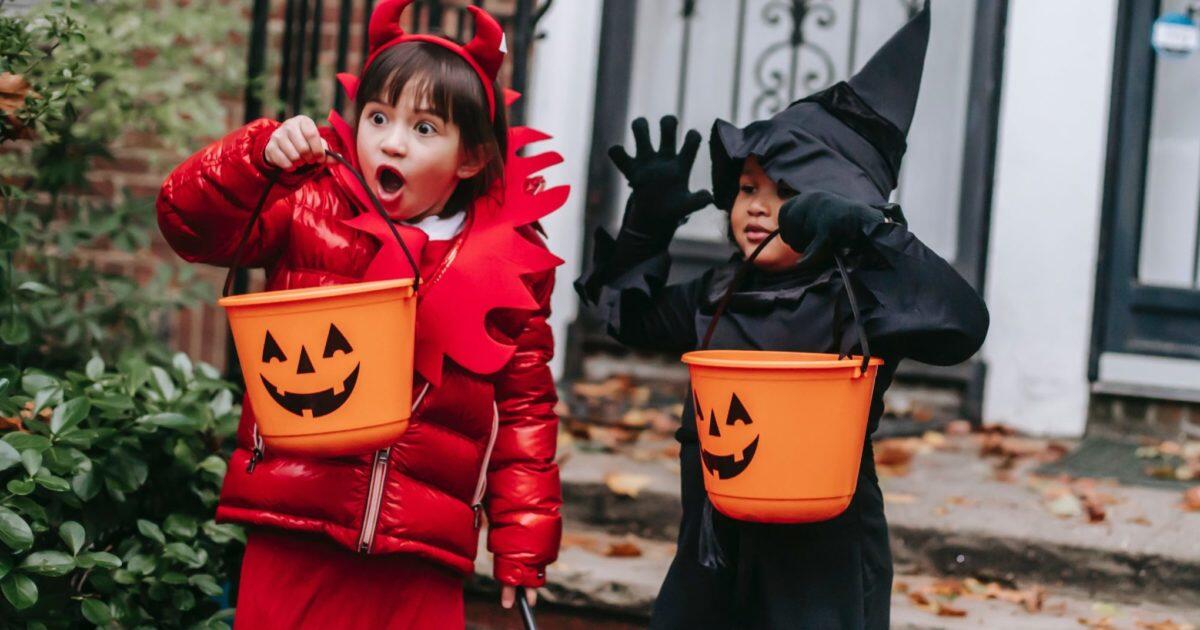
top-left (262, 331), bottom-right (286, 363)
top-left (323, 324), bottom-right (353, 358)
top-left (726, 393), bottom-right (753, 426)
top-left (693, 389), bottom-right (704, 422)
top-left (296, 347), bottom-right (316, 374)
top-left (708, 409), bottom-right (722, 437)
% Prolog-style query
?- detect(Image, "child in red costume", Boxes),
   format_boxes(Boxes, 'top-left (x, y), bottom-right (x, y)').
top-left (156, 1), bottom-right (567, 626)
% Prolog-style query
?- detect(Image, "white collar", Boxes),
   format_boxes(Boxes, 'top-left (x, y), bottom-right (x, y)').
top-left (405, 211), bottom-right (466, 241)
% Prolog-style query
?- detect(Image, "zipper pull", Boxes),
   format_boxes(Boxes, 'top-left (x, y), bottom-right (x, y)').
top-left (246, 447), bottom-right (263, 474)
top-left (246, 424), bottom-right (266, 474)
top-left (472, 503), bottom-right (483, 529)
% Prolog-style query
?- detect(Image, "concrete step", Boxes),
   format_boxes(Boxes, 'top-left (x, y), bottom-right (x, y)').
top-left (553, 434), bottom-right (1200, 610)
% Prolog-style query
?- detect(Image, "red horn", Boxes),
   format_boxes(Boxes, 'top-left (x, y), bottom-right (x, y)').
top-left (463, 5), bottom-right (505, 82)
top-left (368, 0), bottom-right (414, 53)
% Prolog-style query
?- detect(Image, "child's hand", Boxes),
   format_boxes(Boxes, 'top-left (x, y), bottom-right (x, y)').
top-left (264, 115), bottom-right (329, 172)
top-left (608, 116), bottom-right (713, 241)
top-left (500, 585), bottom-right (537, 609)
top-left (777, 190), bottom-right (888, 255)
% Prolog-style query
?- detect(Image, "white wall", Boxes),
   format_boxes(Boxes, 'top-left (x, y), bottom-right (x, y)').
top-left (982, 0), bottom-right (1119, 436)
top-left (523, 0), bottom-right (603, 379)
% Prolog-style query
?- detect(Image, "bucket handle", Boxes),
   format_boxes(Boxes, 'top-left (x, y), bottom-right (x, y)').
top-left (222, 149), bottom-right (422, 298)
top-left (699, 229), bottom-right (873, 374)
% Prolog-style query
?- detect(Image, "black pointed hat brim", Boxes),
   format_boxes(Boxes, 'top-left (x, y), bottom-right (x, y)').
top-left (709, 102), bottom-right (893, 211)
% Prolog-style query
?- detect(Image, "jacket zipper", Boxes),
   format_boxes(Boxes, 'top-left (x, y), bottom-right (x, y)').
top-left (246, 423), bottom-right (265, 474)
top-left (471, 403), bottom-right (500, 529)
top-left (357, 383), bottom-right (431, 553)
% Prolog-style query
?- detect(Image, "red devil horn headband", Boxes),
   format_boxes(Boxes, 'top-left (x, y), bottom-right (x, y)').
top-left (341, 0), bottom-right (504, 119)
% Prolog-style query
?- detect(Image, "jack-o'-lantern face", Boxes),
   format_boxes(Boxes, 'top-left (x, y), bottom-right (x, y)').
top-left (695, 390), bottom-right (759, 480)
top-left (259, 323), bottom-right (360, 418)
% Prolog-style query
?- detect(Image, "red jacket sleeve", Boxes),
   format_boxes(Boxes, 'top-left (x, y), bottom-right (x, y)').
top-left (156, 118), bottom-right (309, 267)
top-left (486, 268), bottom-right (563, 588)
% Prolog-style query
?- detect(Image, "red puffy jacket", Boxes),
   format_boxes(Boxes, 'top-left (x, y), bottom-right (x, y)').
top-left (156, 117), bottom-right (562, 587)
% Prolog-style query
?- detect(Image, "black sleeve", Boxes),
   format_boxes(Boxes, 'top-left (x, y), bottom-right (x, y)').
top-left (843, 220), bottom-right (990, 366)
top-left (575, 227), bottom-right (705, 354)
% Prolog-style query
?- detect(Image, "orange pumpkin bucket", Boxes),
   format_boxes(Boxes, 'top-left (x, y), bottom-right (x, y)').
top-left (683, 232), bottom-right (883, 523)
top-left (218, 151), bottom-right (421, 459)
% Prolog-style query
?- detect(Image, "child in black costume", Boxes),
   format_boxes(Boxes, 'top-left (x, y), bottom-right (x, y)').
top-left (577, 4), bottom-right (988, 628)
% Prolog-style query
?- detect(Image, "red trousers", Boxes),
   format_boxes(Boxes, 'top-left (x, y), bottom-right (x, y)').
top-left (234, 529), bottom-right (465, 629)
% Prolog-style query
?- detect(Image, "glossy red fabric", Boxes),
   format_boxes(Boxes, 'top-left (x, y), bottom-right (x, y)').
top-left (234, 529), bottom-right (464, 629)
top-left (157, 117), bottom-right (562, 587)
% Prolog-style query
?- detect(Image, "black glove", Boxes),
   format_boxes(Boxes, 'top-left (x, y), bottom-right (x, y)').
top-left (777, 190), bottom-right (887, 255)
top-left (608, 116), bottom-right (713, 250)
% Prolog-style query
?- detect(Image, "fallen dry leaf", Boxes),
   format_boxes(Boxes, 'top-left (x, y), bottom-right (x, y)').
top-left (1046, 493), bottom-right (1084, 519)
top-left (604, 541), bottom-right (643, 558)
top-left (1079, 618), bottom-right (1118, 630)
top-left (572, 377), bottom-right (631, 400)
top-left (1129, 516), bottom-right (1153, 526)
top-left (604, 471), bottom-right (652, 498)
top-left (1136, 620), bottom-right (1197, 630)
top-left (883, 492), bottom-right (918, 505)
top-left (1183, 487), bottom-right (1200, 512)
top-left (946, 419), bottom-right (973, 436)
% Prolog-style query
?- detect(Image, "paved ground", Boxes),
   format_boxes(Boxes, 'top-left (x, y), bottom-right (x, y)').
top-left (467, 431), bottom-right (1200, 628)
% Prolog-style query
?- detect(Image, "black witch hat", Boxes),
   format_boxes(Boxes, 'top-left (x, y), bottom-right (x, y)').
top-left (710, 1), bottom-right (931, 209)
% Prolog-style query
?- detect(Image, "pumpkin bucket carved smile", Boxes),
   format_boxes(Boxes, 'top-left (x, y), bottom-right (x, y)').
top-left (261, 365), bottom-right (360, 418)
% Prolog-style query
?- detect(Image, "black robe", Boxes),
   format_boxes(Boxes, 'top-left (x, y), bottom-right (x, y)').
top-left (576, 217), bottom-right (988, 629)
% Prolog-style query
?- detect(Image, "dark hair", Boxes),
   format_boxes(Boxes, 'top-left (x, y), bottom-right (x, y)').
top-left (356, 41), bottom-right (507, 215)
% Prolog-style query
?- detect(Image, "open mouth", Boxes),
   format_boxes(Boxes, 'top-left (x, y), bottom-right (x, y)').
top-left (376, 165), bottom-right (405, 197)
top-left (701, 436), bottom-right (760, 480)
top-left (260, 365), bottom-right (360, 418)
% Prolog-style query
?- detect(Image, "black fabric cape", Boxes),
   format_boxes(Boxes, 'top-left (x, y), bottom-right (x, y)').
top-left (575, 218), bottom-right (988, 629)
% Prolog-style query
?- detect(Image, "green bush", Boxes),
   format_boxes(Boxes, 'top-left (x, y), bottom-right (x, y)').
top-left (0, 353), bottom-right (242, 627)
top-left (1, 0), bottom-right (253, 626)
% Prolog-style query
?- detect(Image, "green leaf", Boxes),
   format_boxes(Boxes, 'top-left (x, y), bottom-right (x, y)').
top-left (71, 467), bottom-right (101, 501)
top-left (137, 519), bottom-right (165, 546)
top-left (0, 441), bottom-right (20, 473)
top-left (161, 571), bottom-right (188, 585)
top-left (1, 573), bottom-right (37, 609)
top-left (189, 573), bottom-right (224, 597)
top-left (6, 479), bottom-right (35, 496)
top-left (20, 374), bottom-right (57, 397)
top-left (81, 598), bottom-right (113, 625)
top-left (77, 551), bottom-right (120, 569)
top-left (138, 412), bottom-right (201, 431)
top-left (0, 317), bottom-right (30, 346)
top-left (197, 455), bottom-right (227, 478)
top-left (163, 542), bottom-right (203, 568)
top-left (0, 556), bottom-right (10, 580)
top-left (19, 550), bottom-right (75, 577)
top-left (60, 521), bottom-right (85, 555)
top-left (85, 355), bottom-right (105, 380)
top-left (126, 553), bottom-right (156, 576)
top-left (32, 387), bottom-right (60, 415)
top-left (50, 397), bottom-right (90, 434)
top-left (17, 281), bottom-right (56, 296)
top-left (163, 514), bottom-right (197, 540)
top-left (150, 366), bottom-right (177, 401)
top-left (173, 588), bottom-right (195, 611)
top-left (4, 433), bottom-right (50, 452)
top-left (20, 449), bottom-right (41, 476)
top-left (0, 507), bottom-right (33, 551)
top-left (172, 352), bottom-right (193, 381)
top-left (202, 521), bottom-right (246, 545)
top-left (34, 472), bottom-right (71, 492)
